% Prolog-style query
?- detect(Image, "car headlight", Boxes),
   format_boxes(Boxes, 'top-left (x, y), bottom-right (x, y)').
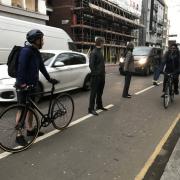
top-left (138, 58), bottom-right (147, 65)
top-left (119, 57), bottom-right (124, 63)
top-left (0, 78), bottom-right (16, 85)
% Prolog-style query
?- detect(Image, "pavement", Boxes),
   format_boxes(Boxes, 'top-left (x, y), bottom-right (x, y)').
top-left (160, 138), bottom-right (180, 180)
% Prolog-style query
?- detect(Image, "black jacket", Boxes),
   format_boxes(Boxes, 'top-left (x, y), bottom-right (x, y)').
top-left (16, 45), bottom-right (50, 86)
top-left (161, 51), bottom-right (180, 73)
top-left (89, 47), bottom-right (105, 76)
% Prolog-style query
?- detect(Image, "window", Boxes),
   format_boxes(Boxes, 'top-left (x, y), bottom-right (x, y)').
top-left (54, 53), bottom-right (86, 66)
top-left (25, 0), bottom-right (36, 11)
top-left (12, 0), bottom-right (23, 8)
top-left (133, 47), bottom-right (152, 56)
top-left (54, 53), bottom-right (74, 66)
top-left (41, 52), bottom-right (55, 66)
top-left (71, 54), bottom-right (86, 64)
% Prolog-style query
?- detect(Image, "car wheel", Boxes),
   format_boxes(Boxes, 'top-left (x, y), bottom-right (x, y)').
top-left (34, 82), bottom-right (43, 103)
top-left (83, 74), bottom-right (91, 91)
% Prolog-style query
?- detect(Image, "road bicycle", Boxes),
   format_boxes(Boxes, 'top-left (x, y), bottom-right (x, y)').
top-left (163, 72), bottom-right (175, 109)
top-left (0, 82), bottom-right (74, 153)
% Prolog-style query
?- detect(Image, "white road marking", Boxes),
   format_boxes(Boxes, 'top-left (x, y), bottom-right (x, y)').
top-left (0, 104), bottom-right (114, 159)
top-left (135, 81), bottom-right (163, 95)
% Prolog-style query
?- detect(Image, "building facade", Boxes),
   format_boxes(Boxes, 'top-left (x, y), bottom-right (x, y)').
top-left (139, 0), bottom-right (168, 49)
top-left (0, 0), bottom-right (48, 24)
top-left (162, 3), bottom-right (169, 50)
top-left (47, 0), bottom-right (143, 62)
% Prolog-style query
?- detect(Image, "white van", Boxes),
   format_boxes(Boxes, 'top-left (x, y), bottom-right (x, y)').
top-left (0, 15), bottom-right (75, 64)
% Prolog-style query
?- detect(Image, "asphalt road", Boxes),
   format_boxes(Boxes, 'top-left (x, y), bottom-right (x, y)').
top-left (0, 66), bottom-right (179, 180)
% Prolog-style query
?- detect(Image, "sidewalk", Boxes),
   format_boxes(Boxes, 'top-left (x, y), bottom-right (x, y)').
top-left (160, 138), bottom-right (180, 180)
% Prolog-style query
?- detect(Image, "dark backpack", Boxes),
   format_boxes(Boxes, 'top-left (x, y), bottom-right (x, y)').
top-left (7, 46), bottom-right (22, 78)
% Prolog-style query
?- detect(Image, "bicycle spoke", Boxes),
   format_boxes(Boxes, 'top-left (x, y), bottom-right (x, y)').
top-left (52, 94), bottom-right (74, 130)
top-left (0, 104), bottom-right (39, 152)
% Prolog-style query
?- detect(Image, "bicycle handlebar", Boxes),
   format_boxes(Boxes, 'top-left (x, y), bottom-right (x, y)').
top-left (16, 80), bottom-right (60, 92)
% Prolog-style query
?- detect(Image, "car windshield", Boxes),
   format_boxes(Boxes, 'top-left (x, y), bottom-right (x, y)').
top-left (133, 47), bottom-right (151, 56)
top-left (41, 53), bottom-right (55, 66)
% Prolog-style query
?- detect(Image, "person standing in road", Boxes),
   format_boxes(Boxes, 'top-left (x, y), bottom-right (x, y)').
top-left (15, 29), bottom-right (58, 146)
top-left (152, 49), bottom-right (162, 86)
top-left (122, 42), bottom-right (135, 98)
top-left (88, 37), bottom-right (108, 115)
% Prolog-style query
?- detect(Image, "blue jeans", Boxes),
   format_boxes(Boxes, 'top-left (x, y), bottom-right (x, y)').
top-left (153, 66), bottom-right (160, 81)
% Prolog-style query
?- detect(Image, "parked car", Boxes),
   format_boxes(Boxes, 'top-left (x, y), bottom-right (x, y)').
top-left (0, 50), bottom-right (91, 102)
top-left (119, 46), bottom-right (163, 75)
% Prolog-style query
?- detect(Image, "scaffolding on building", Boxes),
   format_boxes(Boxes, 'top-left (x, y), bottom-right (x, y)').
top-left (72, 0), bottom-right (144, 62)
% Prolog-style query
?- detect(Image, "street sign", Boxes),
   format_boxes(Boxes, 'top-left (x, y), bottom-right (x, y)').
top-left (168, 34), bottom-right (178, 37)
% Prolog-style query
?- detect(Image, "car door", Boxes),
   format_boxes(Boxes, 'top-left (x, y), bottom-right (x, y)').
top-left (149, 48), bottom-right (155, 69)
top-left (49, 53), bottom-right (74, 91)
top-left (68, 53), bottom-right (88, 87)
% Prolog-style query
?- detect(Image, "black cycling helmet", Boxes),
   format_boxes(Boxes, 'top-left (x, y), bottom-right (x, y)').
top-left (26, 29), bottom-right (44, 43)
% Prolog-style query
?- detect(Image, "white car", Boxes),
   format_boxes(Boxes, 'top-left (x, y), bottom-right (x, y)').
top-left (0, 50), bottom-right (91, 102)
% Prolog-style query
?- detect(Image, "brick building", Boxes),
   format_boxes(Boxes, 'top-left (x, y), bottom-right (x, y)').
top-left (47, 0), bottom-right (143, 62)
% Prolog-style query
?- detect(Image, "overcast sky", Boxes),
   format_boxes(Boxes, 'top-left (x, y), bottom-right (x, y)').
top-left (167, 0), bottom-right (180, 42)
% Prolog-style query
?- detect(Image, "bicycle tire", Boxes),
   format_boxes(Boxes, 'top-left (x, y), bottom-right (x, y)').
top-left (170, 86), bottom-right (174, 103)
top-left (163, 83), bottom-right (170, 109)
top-left (51, 94), bottom-right (74, 130)
top-left (0, 104), bottom-right (39, 153)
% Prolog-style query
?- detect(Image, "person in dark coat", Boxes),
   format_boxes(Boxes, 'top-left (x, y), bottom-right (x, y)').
top-left (161, 43), bottom-right (180, 96)
top-left (152, 49), bottom-right (162, 86)
top-left (88, 37), bottom-right (108, 115)
top-left (15, 29), bottom-right (58, 146)
top-left (122, 42), bottom-right (135, 98)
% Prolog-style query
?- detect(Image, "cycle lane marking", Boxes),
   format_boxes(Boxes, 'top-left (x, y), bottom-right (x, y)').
top-left (0, 104), bottom-right (114, 160)
top-left (0, 81), bottom-right (169, 160)
top-left (135, 81), bottom-right (163, 95)
top-left (135, 113), bottom-right (180, 180)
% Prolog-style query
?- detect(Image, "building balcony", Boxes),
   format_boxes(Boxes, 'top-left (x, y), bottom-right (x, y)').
top-left (158, 20), bottom-right (164, 26)
top-left (153, 15), bottom-right (157, 22)
top-left (154, 4), bottom-right (158, 11)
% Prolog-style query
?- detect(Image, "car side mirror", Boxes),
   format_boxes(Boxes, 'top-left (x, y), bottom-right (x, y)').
top-left (53, 61), bottom-right (65, 67)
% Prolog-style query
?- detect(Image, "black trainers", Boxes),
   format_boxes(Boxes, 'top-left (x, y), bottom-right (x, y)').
top-left (96, 107), bottom-right (108, 111)
top-left (27, 128), bottom-right (44, 137)
top-left (16, 135), bottom-right (27, 146)
top-left (153, 82), bottom-right (159, 86)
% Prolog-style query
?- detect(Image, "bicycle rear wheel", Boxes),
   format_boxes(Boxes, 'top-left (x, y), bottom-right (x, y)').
top-left (170, 87), bottom-right (174, 103)
top-left (0, 104), bottom-right (39, 153)
top-left (51, 94), bottom-right (74, 130)
top-left (163, 84), bottom-right (170, 109)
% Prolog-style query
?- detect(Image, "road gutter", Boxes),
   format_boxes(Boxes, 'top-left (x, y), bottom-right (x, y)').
top-left (135, 113), bottom-right (180, 180)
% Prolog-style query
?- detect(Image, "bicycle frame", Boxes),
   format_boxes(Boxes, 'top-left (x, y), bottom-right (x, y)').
top-left (165, 73), bottom-right (174, 93)
top-left (23, 84), bottom-right (56, 122)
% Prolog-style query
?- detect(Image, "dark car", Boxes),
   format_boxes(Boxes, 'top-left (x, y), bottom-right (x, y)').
top-left (119, 46), bottom-right (162, 75)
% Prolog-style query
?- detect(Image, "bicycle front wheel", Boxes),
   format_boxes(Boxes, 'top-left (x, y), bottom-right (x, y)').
top-left (0, 104), bottom-right (39, 153)
top-left (164, 84), bottom-right (170, 109)
top-left (51, 94), bottom-right (74, 130)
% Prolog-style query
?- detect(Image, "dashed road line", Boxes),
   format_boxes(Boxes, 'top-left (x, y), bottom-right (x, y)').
top-left (135, 81), bottom-right (163, 95)
top-left (0, 104), bottom-right (114, 159)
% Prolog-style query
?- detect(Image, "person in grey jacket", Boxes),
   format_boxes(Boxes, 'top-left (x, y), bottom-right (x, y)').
top-left (88, 37), bottom-right (107, 115)
top-left (122, 42), bottom-right (135, 98)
